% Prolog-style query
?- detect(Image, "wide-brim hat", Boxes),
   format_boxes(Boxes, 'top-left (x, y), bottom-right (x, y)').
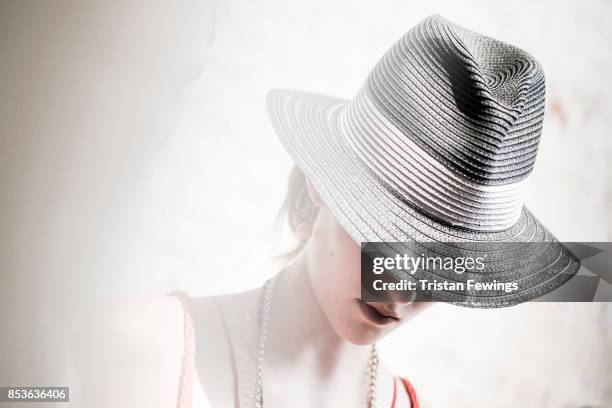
top-left (267, 15), bottom-right (580, 308)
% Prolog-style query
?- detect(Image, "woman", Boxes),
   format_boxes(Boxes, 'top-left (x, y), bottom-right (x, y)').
top-left (74, 169), bottom-right (429, 407)
top-left (74, 14), bottom-right (578, 408)
top-left (184, 167), bottom-right (429, 407)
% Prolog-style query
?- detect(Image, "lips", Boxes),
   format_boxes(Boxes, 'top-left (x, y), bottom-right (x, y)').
top-left (367, 302), bottom-right (401, 319)
top-left (356, 299), bottom-right (400, 326)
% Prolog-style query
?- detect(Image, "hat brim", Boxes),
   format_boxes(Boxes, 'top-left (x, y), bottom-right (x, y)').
top-left (267, 89), bottom-right (580, 308)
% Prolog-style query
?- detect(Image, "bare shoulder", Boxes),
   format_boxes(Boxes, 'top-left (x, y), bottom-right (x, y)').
top-left (188, 288), bottom-right (261, 342)
top-left (186, 289), bottom-right (262, 406)
top-left (71, 295), bottom-right (185, 408)
top-left (190, 288), bottom-right (261, 322)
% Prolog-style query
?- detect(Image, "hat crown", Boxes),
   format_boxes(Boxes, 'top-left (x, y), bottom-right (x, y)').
top-left (360, 14), bottom-right (546, 186)
top-left (338, 15), bottom-right (547, 230)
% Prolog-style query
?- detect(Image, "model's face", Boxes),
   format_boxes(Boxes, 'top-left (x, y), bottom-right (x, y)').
top-left (305, 204), bottom-right (432, 345)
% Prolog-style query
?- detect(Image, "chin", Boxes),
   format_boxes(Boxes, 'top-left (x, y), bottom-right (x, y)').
top-left (343, 334), bottom-right (378, 346)
top-left (335, 322), bottom-right (391, 345)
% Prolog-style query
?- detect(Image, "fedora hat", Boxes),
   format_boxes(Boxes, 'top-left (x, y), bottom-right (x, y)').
top-left (267, 14), bottom-right (580, 307)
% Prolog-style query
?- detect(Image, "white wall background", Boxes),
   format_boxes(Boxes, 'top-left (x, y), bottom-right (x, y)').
top-left (1, 1), bottom-right (611, 407)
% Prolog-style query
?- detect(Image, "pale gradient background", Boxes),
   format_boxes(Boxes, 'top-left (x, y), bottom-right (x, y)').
top-left (1, 1), bottom-right (611, 407)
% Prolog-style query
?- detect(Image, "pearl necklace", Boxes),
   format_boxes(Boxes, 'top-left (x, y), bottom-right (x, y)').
top-left (253, 274), bottom-right (379, 408)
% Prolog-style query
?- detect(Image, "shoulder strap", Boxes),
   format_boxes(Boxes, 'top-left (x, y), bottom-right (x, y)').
top-left (399, 377), bottom-right (419, 408)
top-left (168, 291), bottom-right (195, 408)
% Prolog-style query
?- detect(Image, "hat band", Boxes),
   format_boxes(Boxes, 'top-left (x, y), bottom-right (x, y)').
top-left (340, 88), bottom-right (526, 232)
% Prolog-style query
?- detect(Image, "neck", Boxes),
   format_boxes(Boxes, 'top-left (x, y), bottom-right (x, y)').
top-left (263, 249), bottom-right (371, 385)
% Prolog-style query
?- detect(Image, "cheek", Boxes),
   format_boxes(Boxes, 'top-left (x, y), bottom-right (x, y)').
top-left (311, 212), bottom-right (361, 290)
top-left (330, 223), bottom-right (361, 285)
top-left (307, 212), bottom-right (363, 330)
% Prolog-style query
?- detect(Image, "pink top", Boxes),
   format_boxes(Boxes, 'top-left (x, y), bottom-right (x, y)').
top-left (168, 291), bottom-right (419, 408)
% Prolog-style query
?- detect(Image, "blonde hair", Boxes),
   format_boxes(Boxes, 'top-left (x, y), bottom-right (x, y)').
top-left (277, 165), bottom-right (319, 259)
